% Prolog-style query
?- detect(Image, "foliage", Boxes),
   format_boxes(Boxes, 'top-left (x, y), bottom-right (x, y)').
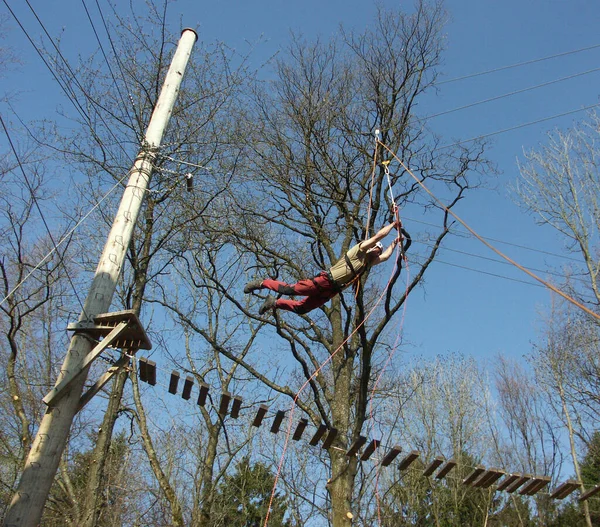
top-left (211, 457), bottom-right (294, 527)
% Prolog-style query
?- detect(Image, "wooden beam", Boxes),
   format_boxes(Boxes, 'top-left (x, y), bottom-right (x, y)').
top-left (423, 456), bottom-right (444, 477)
top-left (473, 469), bottom-right (505, 489)
top-left (168, 370), bottom-right (180, 395)
top-left (138, 357), bottom-right (149, 382)
top-left (230, 396), bottom-right (242, 418)
top-left (146, 360), bottom-right (156, 386)
top-left (292, 418), bottom-right (308, 441)
top-left (463, 466), bottom-right (486, 486)
top-left (519, 476), bottom-right (551, 496)
top-left (309, 424), bottom-right (327, 446)
top-left (579, 485), bottom-right (600, 502)
top-left (270, 410), bottom-right (285, 433)
top-left (77, 354), bottom-right (130, 412)
top-left (252, 404), bottom-right (268, 427)
top-left (360, 439), bottom-right (380, 461)
top-left (550, 480), bottom-right (581, 500)
top-left (435, 459), bottom-right (457, 479)
top-left (197, 382), bottom-right (209, 406)
top-left (181, 376), bottom-right (194, 400)
top-left (381, 446), bottom-right (402, 467)
top-left (505, 474), bottom-right (531, 494)
top-left (218, 392), bottom-right (231, 416)
top-left (346, 436), bottom-right (367, 457)
top-left (44, 321), bottom-right (129, 406)
top-left (398, 451), bottom-right (420, 471)
top-left (497, 473), bottom-right (520, 492)
top-left (322, 428), bottom-right (338, 450)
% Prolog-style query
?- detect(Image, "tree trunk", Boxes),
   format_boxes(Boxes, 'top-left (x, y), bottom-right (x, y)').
top-left (558, 383), bottom-right (593, 527)
top-left (79, 365), bottom-right (129, 527)
top-left (132, 363), bottom-right (185, 527)
top-left (194, 422), bottom-right (219, 526)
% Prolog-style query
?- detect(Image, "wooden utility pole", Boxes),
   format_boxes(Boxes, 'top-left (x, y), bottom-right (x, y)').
top-left (3, 28), bottom-right (198, 527)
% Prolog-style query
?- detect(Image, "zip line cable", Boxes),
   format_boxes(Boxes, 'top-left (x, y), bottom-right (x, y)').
top-left (437, 42), bottom-right (600, 86)
top-left (413, 239), bottom-right (592, 289)
top-left (3, 0), bottom-right (93, 127)
top-left (379, 140), bottom-right (600, 322)
top-left (438, 102), bottom-right (600, 150)
top-left (0, 160), bottom-right (130, 308)
top-left (405, 215), bottom-right (582, 263)
top-left (0, 113), bottom-right (86, 313)
top-left (14, 0), bottom-right (135, 163)
top-left (426, 67), bottom-right (600, 121)
top-left (80, 0), bottom-right (138, 133)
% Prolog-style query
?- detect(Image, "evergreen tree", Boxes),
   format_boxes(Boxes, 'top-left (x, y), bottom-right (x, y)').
top-left (211, 457), bottom-right (294, 527)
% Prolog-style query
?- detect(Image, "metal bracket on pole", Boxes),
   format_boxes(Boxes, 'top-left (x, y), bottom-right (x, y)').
top-left (43, 310), bottom-right (151, 408)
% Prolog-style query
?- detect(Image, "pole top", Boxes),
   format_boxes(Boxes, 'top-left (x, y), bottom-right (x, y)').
top-left (181, 28), bottom-right (199, 42)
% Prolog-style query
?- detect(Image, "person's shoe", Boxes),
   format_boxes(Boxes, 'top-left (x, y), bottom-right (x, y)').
top-left (244, 280), bottom-right (263, 294)
top-left (259, 296), bottom-right (276, 315)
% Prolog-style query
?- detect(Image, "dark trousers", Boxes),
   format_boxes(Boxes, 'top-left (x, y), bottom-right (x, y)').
top-left (262, 272), bottom-right (338, 314)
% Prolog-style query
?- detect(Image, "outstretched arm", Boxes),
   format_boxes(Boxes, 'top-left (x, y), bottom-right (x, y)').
top-left (375, 237), bottom-right (400, 263)
top-left (359, 221), bottom-right (399, 251)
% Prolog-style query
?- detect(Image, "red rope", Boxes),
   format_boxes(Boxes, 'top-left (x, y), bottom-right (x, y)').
top-left (263, 244), bottom-right (408, 526)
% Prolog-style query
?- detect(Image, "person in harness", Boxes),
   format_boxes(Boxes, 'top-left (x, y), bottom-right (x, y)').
top-left (243, 221), bottom-right (410, 315)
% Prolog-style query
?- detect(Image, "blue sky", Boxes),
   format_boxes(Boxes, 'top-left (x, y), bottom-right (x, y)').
top-left (2, 0), bottom-right (599, 368)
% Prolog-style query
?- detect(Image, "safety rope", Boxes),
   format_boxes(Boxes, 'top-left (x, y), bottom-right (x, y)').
top-left (265, 135), bottom-right (411, 525)
top-left (263, 250), bottom-right (407, 527)
top-left (378, 140), bottom-right (600, 322)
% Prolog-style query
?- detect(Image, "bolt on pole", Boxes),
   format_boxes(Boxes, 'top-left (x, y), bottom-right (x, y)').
top-left (3, 28), bottom-right (198, 527)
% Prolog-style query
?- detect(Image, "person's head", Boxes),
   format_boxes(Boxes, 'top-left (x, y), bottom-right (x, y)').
top-left (366, 242), bottom-right (384, 261)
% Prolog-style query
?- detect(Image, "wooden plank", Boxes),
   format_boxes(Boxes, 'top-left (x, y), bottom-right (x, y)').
top-left (309, 424), bottom-right (327, 446)
top-left (505, 474), bottom-right (531, 494)
top-left (181, 376), bottom-right (194, 400)
top-left (270, 410), bottom-right (285, 433)
top-left (497, 473), bottom-right (520, 492)
top-left (231, 396), bottom-right (242, 418)
top-left (472, 468), bottom-right (503, 488)
top-left (398, 451), bottom-right (420, 471)
top-left (146, 360), bottom-right (156, 386)
top-left (381, 446), bottom-right (402, 467)
top-left (292, 418), bottom-right (308, 441)
top-left (550, 480), bottom-right (581, 500)
top-left (520, 476), bottom-right (551, 496)
top-left (423, 456), bottom-right (444, 477)
top-left (138, 357), bottom-right (148, 382)
top-left (322, 428), bottom-right (338, 450)
top-left (436, 459), bottom-right (457, 479)
top-left (360, 439), bottom-right (380, 461)
top-left (252, 404), bottom-right (268, 427)
top-left (197, 382), bottom-right (209, 406)
top-left (346, 436), bottom-right (367, 457)
top-left (218, 392), bottom-right (231, 416)
top-left (463, 466), bottom-right (486, 486)
top-left (579, 485), bottom-right (600, 502)
top-left (168, 371), bottom-right (180, 395)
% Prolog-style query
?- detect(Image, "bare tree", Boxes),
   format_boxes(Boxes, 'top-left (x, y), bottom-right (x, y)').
top-left (197, 3), bottom-right (492, 524)
top-left (7, 0), bottom-right (258, 523)
top-left (515, 111), bottom-right (600, 311)
top-left (0, 145), bottom-right (77, 515)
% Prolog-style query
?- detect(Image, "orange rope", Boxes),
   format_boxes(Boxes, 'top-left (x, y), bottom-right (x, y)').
top-left (378, 140), bottom-right (600, 322)
top-left (263, 248), bottom-right (406, 527)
